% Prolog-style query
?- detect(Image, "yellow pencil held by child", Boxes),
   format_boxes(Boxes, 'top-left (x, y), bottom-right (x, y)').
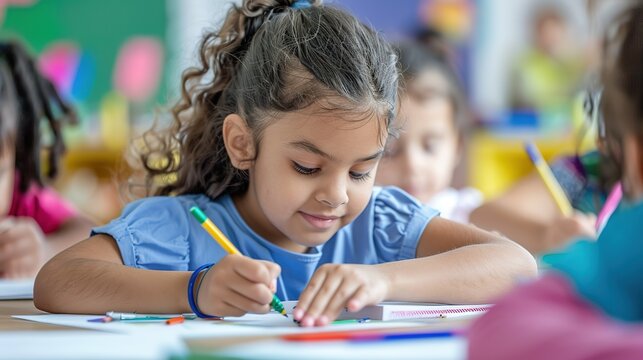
top-left (189, 206), bottom-right (288, 317)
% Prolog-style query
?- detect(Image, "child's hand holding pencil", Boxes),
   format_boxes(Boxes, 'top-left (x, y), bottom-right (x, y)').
top-left (190, 206), bottom-right (287, 318)
top-left (196, 254), bottom-right (282, 317)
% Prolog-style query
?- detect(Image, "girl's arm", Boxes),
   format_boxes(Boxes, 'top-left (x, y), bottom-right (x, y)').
top-left (34, 234), bottom-right (280, 316)
top-left (34, 234), bottom-right (192, 314)
top-left (295, 218), bottom-right (537, 327)
top-left (469, 173), bottom-right (595, 254)
top-left (381, 217), bottom-right (537, 304)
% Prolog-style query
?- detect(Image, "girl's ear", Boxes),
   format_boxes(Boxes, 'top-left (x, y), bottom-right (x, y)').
top-left (223, 114), bottom-right (256, 170)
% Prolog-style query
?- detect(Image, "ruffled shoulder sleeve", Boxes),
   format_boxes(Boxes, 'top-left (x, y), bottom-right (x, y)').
top-left (371, 186), bottom-right (438, 262)
top-left (92, 196), bottom-right (191, 270)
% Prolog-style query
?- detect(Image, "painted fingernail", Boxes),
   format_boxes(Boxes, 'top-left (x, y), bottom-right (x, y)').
top-left (317, 315), bottom-right (329, 326)
top-left (301, 316), bottom-right (315, 327)
top-left (293, 309), bottom-right (304, 320)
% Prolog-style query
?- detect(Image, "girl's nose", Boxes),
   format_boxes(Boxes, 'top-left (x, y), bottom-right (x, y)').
top-left (318, 198), bottom-right (347, 208)
top-left (315, 176), bottom-right (349, 208)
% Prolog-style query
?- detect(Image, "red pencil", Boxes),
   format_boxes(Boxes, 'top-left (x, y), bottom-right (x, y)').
top-left (165, 316), bottom-right (185, 325)
top-left (283, 329), bottom-right (387, 342)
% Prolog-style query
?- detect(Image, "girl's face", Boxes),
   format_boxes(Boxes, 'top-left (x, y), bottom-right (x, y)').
top-left (375, 93), bottom-right (459, 203)
top-left (0, 145), bottom-right (14, 216)
top-left (234, 104), bottom-right (385, 253)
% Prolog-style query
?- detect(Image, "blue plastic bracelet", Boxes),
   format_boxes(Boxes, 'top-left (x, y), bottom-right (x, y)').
top-left (188, 263), bottom-right (218, 319)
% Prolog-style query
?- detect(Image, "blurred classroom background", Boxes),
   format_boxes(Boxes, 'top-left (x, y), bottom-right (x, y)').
top-left (1, 0), bottom-right (616, 224)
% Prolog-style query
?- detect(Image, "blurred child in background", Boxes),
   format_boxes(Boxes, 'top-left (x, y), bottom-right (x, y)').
top-left (509, 3), bottom-right (584, 125)
top-left (469, 3), bottom-right (643, 358)
top-left (469, 91), bottom-right (620, 254)
top-left (0, 41), bottom-right (93, 278)
top-left (469, 150), bottom-right (610, 254)
top-left (375, 41), bottom-right (482, 223)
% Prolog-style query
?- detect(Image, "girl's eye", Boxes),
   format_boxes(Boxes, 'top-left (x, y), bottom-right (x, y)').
top-left (423, 140), bottom-right (439, 154)
top-left (350, 171), bottom-right (372, 182)
top-left (292, 162), bottom-right (319, 175)
top-left (293, 161), bottom-right (371, 182)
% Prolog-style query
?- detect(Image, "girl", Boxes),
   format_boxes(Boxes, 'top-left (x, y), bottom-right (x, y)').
top-left (0, 41), bottom-right (94, 278)
top-left (469, 2), bottom-right (643, 358)
top-left (34, 0), bottom-right (536, 327)
top-left (469, 150), bottom-right (607, 254)
top-left (375, 41), bottom-right (482, 223)
top-left (469, 92), bottom-right (619, 254)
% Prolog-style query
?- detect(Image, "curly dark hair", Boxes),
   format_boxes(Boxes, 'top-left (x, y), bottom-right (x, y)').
top-left (0, 40), bottom-right (77, 192)
top-left (137, 0), bottom-right (399, 199)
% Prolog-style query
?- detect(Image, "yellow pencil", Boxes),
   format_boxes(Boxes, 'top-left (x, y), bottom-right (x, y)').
top-left (189, 206), bottom-right (288, 317)
top-left (524, 142), bottom-right (573, 216)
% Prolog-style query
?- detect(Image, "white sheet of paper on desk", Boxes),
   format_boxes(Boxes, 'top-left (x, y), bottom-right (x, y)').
top-left (0, 278), bottom-right (34, 300)
top-left (0, 331), bottom-right (185, 360)
top-left (212, 337), bottom-right (466, 360)
top-left (14, 313), bottom-right (424, 339)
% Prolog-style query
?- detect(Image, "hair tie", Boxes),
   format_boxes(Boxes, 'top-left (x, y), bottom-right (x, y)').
top-left (291, 0), bottom-right (311, 9)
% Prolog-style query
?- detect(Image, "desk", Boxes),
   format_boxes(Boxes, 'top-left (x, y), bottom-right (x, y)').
top-left (1, 300), bottom-right (470, 359)
top-left (0, 300), bottom-right (75, 331)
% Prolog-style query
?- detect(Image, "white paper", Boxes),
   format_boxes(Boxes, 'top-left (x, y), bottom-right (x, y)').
top-left (0, 278), bottom-right (34, 300)
top-left (211, 337), bottom-right (467, 360)
top-left (0, 331), bottom-right (185, 360)
top-left (13, 313), bottom-right (463, 359)
top-left (14, 313), bottom-right (425, 339)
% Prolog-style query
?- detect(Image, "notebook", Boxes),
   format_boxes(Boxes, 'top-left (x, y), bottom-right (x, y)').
top-left (0, 278), bottom-right (34, 300)
top-left (283, 301), bottom-right (491, 321)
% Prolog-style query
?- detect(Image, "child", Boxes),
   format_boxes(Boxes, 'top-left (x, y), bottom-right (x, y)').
top-left (469, 154), bottom-right (603, 254)
top-left (34, 0), bottom-right (536, 327)
top-left (469, 2), bottom-right (643, 358)
top-left (375, 41), bottom-right (482, 223)
top-left (469, 111), bottom-right (618, 254)
top-left (0, 41), bottom-right (94, 278)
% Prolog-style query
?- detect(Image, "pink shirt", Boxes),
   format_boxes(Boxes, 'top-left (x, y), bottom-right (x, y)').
top-left (468, 274), bottom-right (643, 360)
top-left (8, 176), bottom-right (76, 234)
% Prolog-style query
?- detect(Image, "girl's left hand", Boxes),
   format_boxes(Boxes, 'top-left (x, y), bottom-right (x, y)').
top-left (0, 217), bottom-right (47, 278)
top-left (293, 264), bottom-right (390, 327)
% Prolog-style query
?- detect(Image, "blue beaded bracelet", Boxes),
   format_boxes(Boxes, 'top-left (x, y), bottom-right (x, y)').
top-left (188, 263), bottom-right (218, 319)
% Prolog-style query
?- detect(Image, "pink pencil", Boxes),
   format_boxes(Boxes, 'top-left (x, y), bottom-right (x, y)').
top-left (596, 183), bottom-right (622, 231)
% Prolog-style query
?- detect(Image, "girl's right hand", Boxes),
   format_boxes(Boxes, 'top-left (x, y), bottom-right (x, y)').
top-left (543, 212), bottom-right (597, 251)
top-left (196, 254), bottom-right (281, 317)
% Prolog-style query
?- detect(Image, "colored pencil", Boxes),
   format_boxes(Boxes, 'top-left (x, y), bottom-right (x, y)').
top-left (283, 328), bottom-right (458, 342)
top-left (524, 142), bottom-right (573, 216)
top-left (332, 317), bottom-right (370, 325)
top-left (190, 206), bottom-right (288, 318)
top-left (165, 316), bottom-right (185, 325)
top-left (596, 183), bottom-right (622, 231)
